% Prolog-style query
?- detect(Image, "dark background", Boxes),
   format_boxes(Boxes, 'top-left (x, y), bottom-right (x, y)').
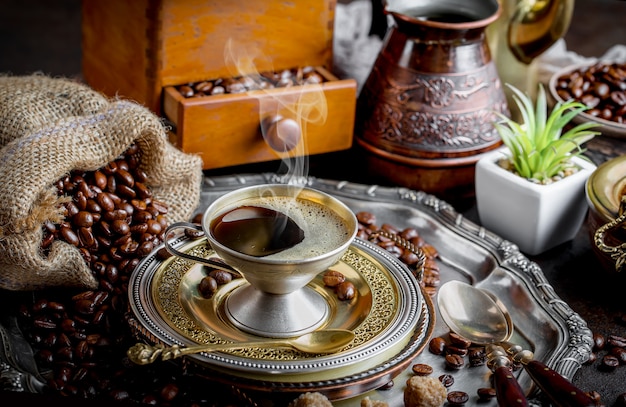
top-left (1, 0), bottom-right (625, 78)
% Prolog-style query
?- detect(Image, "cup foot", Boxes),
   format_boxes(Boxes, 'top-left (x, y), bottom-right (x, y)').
top-left (224, 284), bottom-right (329, 338)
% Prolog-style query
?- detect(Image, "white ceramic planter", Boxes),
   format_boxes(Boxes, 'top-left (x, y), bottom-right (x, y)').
top-left (475, 148), bottom-right (597, 256)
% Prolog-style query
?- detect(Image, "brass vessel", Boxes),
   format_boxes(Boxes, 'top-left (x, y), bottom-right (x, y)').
top-left (355, 0), bottom-right (508, 199)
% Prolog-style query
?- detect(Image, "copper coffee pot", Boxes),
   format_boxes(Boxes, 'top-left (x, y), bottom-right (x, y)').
top-left (355, 0), bottom-right (508, 200)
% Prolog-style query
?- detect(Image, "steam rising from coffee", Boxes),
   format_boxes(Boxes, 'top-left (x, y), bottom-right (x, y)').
top-left (218, 41), bottom-right (343, 258)
top-left (223, 39), bottom-right (328, 184)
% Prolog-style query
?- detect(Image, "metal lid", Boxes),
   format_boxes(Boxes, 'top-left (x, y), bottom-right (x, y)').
top-left (585, 155), bottom-right (626, 222)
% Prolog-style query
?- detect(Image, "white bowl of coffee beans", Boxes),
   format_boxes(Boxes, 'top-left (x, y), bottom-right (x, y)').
top-left (549, 61), bottom-right (626, 138)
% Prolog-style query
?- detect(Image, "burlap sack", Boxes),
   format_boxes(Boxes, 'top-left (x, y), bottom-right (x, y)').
top-left (0, 74), bottom-right (203, 290)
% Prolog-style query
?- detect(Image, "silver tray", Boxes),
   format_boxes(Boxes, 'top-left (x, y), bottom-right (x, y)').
top-left (193, 173), bottom-right (593, 407)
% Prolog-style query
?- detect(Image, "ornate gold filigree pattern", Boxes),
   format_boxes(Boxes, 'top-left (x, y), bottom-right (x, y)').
top-left (153, 242), bottom-right (398, 361)
top-left (358, 62), bottom-right (507, 153)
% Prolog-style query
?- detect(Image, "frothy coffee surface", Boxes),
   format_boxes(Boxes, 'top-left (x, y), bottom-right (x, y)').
top-left (211, 196), bottom-right (351, 260)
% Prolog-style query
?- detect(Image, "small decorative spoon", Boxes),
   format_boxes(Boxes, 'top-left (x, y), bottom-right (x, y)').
top-left (127, 329), bottom-right (355, 365)
top-left (438, 280), bottom-right (596, 407)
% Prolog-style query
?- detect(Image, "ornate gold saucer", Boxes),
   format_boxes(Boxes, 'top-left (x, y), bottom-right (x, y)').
top-left (128, 236), bottom-right (434, 398)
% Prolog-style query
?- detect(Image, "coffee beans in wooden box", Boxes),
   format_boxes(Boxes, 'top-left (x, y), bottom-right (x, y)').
top-left (0, 75), bottom-right (203, 290)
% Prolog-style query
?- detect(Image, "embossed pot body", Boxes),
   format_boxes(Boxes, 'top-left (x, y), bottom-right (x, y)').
top-left (355, 0), bottom-right (508, 200)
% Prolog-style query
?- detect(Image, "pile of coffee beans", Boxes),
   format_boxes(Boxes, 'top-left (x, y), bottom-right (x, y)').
top-left (585, 332), bottom-right (626, 406)
top-left (44, 144), bottom-right (168, 278)
top-left (414, 332), bottom-right (496, 405)
top-left (15, 146), bottom-right (241, 405)
top-left (176, 66), bottom-right (326, 98)
top-left (322, 270), bottom-right (356, 301)
top-left (553, 62), bottom-right (626, 125)
top-left (355, 211), bottom-right (441, 296)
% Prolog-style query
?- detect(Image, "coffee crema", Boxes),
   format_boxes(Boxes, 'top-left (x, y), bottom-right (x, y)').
top-left (210, 197), bottom-right (351, 260)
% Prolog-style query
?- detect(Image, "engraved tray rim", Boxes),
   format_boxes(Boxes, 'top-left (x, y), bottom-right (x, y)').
top-left (187, 173), bottom-right (594, 406)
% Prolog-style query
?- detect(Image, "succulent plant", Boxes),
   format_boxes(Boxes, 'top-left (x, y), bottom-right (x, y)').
top-left (493, 83), bottom-right (601, 183)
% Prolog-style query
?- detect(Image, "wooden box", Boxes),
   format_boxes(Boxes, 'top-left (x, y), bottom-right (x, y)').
top-left (81, 0), bottom-right (357, 169)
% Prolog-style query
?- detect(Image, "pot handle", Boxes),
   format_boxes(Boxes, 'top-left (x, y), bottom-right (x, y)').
top-left (594, 196), bottom-right (626, 273)
top-left (164, 222), bottom-right (240, 276)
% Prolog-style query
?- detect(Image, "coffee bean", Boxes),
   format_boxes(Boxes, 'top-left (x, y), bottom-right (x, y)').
top-left (322, 270), bottom-right (345, 287)
top-left (445, 353), bottom-right (464, 370)
top-left (447, 390), bottom-right (469, 405)
top-left (377, 380), bottom-right (394, 390)
top-left (555, 62), bottom-right (626, 125)
top-left (438, 374), bottom-right (454, 387)
top-left (477, 387), bottom-right (497, 400)
top-left (586, 390), bottom-right (602, 406)
top-left (601, 354), bottom-right (620, 371)
top-left (356, 211), bottom-right (377, 225)
top-left (610, 347), bottom-right (626, 364)
top-left (184, 227), bottom-right (204, 239)
top-left (429, 337), bottom-right (446, 355)
top-left (156, 247), bottom-right (173, 260)
top-left (115, 169), bottom-right (134, 187)
top-left (160, 383), bottom-right (179, 402)
top-left (411, 363), bottom-right (433, 376)
top-left (607, 334), bottom-right (626, 348)
top-left (593, 333), bottom-right (606, 351)
top-left (449, 332), bottom-right (471, 348)
top-left (446, 345), bottom-right (469, 357)
top-left (61, 225), bottom-right (80, 246)
top-left (198, 276), bottom-right (218, 298)
top-left (468, 346), bottom-right (486, 367)
top-left (585, 351), bottom-right (598, 365)
top-left (208, 269), bottom-right (232, 285)
top-left (335, 281), bottom-right (356, 301)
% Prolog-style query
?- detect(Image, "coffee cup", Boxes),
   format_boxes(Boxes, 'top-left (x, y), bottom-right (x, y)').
top-left (163, 184), bottom-right (358, 337)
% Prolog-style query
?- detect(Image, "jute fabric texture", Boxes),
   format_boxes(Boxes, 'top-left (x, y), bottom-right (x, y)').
top-left (0, 74), bottom-right (203, 290)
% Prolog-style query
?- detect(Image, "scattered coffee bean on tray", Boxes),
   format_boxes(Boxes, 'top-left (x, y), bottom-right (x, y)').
top-left (428, 336), bottom-right (447, 355)
top-left (477, 387), bottom-right (496, 400)
top-left (411, 363), bottom-right (433, 376)
top-left (445, 354), bottom-right (465, 370)
top-left (438, 373), bottom-right (454, 387)
top-left (355, 211), bottom-right (441, 295)
top-left (447, 390), bottom-right (469, 405)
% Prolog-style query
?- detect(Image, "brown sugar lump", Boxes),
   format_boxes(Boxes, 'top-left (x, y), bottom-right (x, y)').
top-left (404, 375), bottom-right (447, 407)
top-left (288, 392), bottom-right (334, 407)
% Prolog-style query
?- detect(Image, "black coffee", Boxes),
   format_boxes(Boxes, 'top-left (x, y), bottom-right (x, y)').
top-left (421, 12), bottom-right (475, 23)
top-left (210, 205), bottom-right (305, 257)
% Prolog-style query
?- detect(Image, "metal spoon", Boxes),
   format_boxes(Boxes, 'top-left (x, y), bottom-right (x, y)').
top-left (127, 329), bottom-right (355, 365)
top-left (438, 280), bottom-right (528, 407)
top-left (438, 280), bottom-right (596, 407)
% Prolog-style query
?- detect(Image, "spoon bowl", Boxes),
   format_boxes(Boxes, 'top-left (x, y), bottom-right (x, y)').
top-left (437, 280), bottom-right (596, 407)
top-left (127, 329), bottom-right (356, 365)
top-left (437, 280), bottom-right (513, 345)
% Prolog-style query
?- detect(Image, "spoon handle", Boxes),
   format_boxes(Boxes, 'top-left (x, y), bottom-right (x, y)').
top-left (523, 360), bottom-right (596, 407)
top-left (127, 340), bottom-right (283, 365)
top-left (494, 366), bottom-right (529, 407)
